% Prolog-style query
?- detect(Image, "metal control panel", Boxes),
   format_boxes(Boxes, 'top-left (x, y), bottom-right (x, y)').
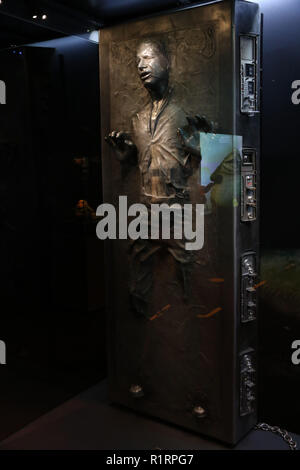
top-left (241, 148), bottom-right (257, 222)
top-left (237, 0), bottom-right (260, 437)
top-left (240, 349), bottom-right (256, 416)
top-left (241, 252), bottom-right (257, 323)
top-left (240, 35), bottom-right (259, 115)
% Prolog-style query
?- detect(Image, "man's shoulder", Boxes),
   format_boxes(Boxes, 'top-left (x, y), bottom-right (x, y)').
top-left (167, 100), bottom-right (186, 117)
top-left (160, 99), bottom-right (187, 128)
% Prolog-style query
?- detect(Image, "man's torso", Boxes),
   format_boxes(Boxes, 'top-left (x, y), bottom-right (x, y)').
top-left (132, 92), bottom-right (191, 204)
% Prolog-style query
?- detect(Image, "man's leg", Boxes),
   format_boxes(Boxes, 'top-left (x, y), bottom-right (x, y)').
top-left (167, 239), bottom-right (195, 302)
top-left (129, 238), bottom-right (161, 317)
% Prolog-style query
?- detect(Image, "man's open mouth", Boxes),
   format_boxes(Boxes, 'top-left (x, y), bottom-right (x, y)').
top-left (140, 71), bottom-right (151, 80)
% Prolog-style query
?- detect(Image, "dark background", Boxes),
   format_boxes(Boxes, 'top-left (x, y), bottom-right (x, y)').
top-left (260, 0), bottom-right (300, 249)
top-left (0, 0), bottom-right (299, 442)
top-left (0, 18), bottom-right (105, 439)
top-left (257, 0), bottom-right (300, 433)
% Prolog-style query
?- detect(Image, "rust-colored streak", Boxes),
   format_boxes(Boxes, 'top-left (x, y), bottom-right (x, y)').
top-left (149, 314), bottom-right (159, 321)
top-left (254, 280), bottom-right (267, 289)
top-left (209, 278), bottom-right (224, 283)
top-left (150, 304), bottom-right (171, 321)
top-left (197, 307), bottom-right (222, 319)
top-left (161, 304), bottom-right (171, 312)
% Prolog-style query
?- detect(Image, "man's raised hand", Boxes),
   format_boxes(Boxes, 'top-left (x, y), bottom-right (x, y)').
top-left (177, 115), bottom-right (213, 158)
top-left (105, 131), bottom-right (137, 162)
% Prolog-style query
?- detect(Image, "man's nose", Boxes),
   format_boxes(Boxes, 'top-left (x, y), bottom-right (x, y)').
top-left (137, 59), bottom-right (147, 70)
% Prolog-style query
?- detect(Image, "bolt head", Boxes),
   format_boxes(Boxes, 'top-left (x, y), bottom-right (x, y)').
top-left (129, 384), bottom-right (144, 398)
top-left (193, 405), bottom-right (206, 418)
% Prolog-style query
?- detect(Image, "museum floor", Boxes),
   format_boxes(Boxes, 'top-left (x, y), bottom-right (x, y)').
top-left (0, 381), bottom-right (298, 451)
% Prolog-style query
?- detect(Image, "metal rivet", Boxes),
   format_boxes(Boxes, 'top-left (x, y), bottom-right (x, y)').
top-left (193, 405), bottom-right (206, 418)
top-left (129, 384), bottom-right (144, 398)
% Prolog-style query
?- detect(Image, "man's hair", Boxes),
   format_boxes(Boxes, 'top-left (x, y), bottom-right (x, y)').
top-left (137, 37), bottom-right (169, 63)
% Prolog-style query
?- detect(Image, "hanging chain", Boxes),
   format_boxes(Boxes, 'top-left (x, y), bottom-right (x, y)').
top-left (255, 423), bottom-right (298, 450)
top-left (155, 422), bottom-right (298, 450)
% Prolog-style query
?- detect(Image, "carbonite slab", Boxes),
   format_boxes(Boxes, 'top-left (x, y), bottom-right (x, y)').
top-left (99, 0), bottom-right (260, 444)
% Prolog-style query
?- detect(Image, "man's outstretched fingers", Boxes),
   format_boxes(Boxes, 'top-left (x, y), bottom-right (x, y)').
top-left (186, 116), bottom-right (197, 129)
top-left (195, 114), bottom-right (212, 132)
top-left (177, 127), bottom-right (186, 146)
top-left (116, 131), bottom-right (126, 139)
top-left (105, 135), bottom-right (117, 147)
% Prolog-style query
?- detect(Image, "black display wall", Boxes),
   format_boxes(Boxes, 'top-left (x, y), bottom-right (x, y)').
top-left (259, 0), bottom-right (300, 249)
top-left (256, 0), bottom-right (300, 434)
top-left (0, 35), bottom-right (105, 440)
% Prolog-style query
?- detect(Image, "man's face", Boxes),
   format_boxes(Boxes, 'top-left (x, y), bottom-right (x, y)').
top-left (136, 42), bottom-right (169, 89)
